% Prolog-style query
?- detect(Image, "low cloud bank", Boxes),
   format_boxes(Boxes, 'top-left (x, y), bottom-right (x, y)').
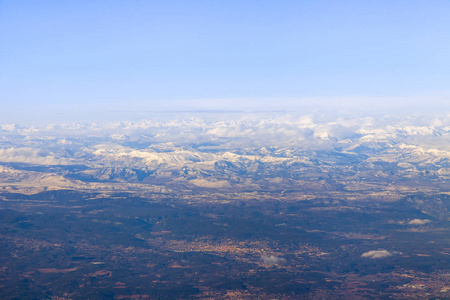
top-left (0, 147), bottom-right (69, 165)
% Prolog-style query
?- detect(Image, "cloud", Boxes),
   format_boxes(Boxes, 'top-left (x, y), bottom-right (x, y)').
top-left (361, 250), bottom-right (394, 259)
top-left (408, 219), bottom-right (431, 225)
top-left (261, 255), bottom-right (286, 265)
top-left (0, 112), bottom-right (449, 170)
top-left (0, 147), bottom-right (69, 165)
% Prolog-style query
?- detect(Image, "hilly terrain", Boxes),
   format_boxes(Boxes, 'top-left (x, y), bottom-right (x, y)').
top-left (0, 112), bottom-right (449, 299)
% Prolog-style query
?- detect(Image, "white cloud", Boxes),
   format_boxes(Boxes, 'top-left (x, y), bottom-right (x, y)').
top-left (361, 250), bottom-right (394, 259)
top-left (0, 147), bottom-right (69, 165)
top-left (261, 255), bottom-right (286, 265)
top-left (408, 219), bottom-right (431, 225)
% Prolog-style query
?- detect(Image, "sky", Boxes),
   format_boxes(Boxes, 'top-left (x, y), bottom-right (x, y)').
top-left (1, 0), bottom-right (450, 124)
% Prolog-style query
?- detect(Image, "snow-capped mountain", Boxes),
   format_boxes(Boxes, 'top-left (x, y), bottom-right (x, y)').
top-left (0, 112), bottom-right (448, 197)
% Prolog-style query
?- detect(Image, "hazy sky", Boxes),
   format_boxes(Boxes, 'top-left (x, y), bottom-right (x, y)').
top-left (1, 1), bottom-right (449, 123)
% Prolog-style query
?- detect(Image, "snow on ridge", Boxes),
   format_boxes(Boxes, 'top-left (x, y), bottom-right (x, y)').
top-left (0, 113), bottom-right (448, 160)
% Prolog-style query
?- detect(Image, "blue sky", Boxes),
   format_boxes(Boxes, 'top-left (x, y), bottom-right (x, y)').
top-left (1, 1), bottom-right (449, 123)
